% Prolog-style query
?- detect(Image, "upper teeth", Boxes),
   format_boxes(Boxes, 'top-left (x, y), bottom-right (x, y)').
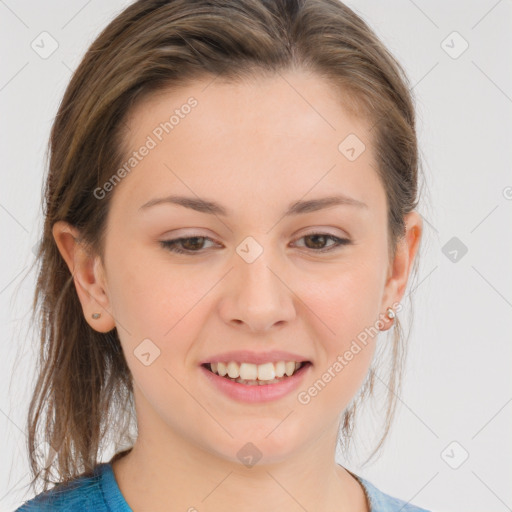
top-left (210, 361), bottom-right (302, 380)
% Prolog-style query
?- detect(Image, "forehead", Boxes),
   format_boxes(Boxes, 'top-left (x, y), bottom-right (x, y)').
top-left (111, 71), bottom-right (384, 218)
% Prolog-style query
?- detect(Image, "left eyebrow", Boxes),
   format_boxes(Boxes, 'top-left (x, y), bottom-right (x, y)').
top-left (138, 194), bottom-right (368, 217)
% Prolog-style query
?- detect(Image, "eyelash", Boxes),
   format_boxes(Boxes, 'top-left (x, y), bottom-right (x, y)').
top-left (159, 233), bottom-right (351, 255)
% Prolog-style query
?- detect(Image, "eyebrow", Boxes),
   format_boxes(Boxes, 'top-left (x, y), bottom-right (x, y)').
top-left (138, 194), bottom-right (368, 216)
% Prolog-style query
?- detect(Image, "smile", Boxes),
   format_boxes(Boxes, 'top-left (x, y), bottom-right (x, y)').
top-left (200, 361), bottom-right (312, 403)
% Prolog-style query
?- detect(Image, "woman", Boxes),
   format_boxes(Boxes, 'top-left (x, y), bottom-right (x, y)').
top-left (16, 0), bottom-right (429, 510)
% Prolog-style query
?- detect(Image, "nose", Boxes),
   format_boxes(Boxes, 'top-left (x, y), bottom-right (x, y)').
top-left (218, 251), bottom-right (297, 333)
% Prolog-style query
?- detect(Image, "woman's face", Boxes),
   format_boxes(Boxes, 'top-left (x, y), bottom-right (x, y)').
top-left (75, 71), bottom-right (420, 464)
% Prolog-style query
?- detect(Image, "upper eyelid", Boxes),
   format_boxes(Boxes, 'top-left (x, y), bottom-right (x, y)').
top-left (162, 231), bottom-right (346, 243)
top-left (162, 227), bottom-right (348, 241)
top-left (162, 232), bottom-right (350, 249)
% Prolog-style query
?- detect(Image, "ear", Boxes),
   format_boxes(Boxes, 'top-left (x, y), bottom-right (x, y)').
top-left (380, 211), bottom-right (423, 331)
top-left (52, 220), bottom-right (116, 333)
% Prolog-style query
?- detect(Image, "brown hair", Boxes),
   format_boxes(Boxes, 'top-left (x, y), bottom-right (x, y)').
top-left (19, 0), bottom-right (426, 494)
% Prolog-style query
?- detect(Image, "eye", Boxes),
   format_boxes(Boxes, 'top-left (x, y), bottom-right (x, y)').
top-left (159, 236), bottom-right (219, 255)
top-left (292, 233), bottom-right (352, 253)
top-left (160, 233), bottom-right (351, 255)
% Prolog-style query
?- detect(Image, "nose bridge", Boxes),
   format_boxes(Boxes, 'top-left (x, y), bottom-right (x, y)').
top-left (237, 238), bottom-right (284, 304)
top-left (222, 235), bottom-right (296, 330)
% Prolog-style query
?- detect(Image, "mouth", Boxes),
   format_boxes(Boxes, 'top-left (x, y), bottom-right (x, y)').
top-left (199, 359), bottom-right (312, 403)
top-left (201, 360), bottom-right (312, 386)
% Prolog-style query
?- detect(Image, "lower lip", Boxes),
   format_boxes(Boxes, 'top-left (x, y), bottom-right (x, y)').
top-left (199, 363), bottom-right (312, 403)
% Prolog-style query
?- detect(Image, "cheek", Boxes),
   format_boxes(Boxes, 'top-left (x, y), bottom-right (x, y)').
top-left (302, 257), bottom-right (385, 345)
top-left (108, 256), bottom-right (206, 404)
top-left (295, 259), bottom-right (384, 405)
top-left (105, 250), bottom-right (209, 384)
top-left (107, 245), bottom-right (204, 333)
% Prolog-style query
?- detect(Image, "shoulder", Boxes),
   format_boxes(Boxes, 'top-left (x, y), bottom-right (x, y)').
top-left (354, 474), bottom-right (431, 512)
top-left (14, 464), bottom-right (111, 512)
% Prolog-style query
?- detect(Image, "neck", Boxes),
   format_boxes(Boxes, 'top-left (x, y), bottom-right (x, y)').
top-left (112, 430), bottom-right (368, 512)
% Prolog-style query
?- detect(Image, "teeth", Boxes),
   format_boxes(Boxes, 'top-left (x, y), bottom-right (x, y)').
top-left (257, 362), bottom-right (275, 380)
top-left (240, 362), bottom-right (258, 380)
top-left (208, 360), bottom-right (305, 381)
top-left (217, 362), bottom-right (227, 377)
top-left (227, 361), bottom-right (240, 379)
top-left (275, 361), bottom-right (285, 378)
top-left (285, 361), bottom-right (295, 376)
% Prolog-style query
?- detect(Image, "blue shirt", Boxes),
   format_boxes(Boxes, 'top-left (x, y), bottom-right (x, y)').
top-left (15, 462), bottom-right (431, 511)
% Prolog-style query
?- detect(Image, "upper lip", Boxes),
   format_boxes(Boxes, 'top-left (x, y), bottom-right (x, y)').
top-left (199, 350), bottom-right (312, 365)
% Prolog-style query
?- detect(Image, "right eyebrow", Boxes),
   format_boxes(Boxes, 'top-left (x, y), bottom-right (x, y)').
top-left (138, 194), bottom-right (368, 216)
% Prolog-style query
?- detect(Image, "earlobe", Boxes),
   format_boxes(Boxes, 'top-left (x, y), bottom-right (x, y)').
top-left (51, 221), bottom-right (116, 333)
top-left (380, 211), bottom-right (423, 331)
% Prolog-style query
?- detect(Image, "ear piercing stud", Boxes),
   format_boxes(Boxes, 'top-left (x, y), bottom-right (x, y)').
top-left (92, 310), bottom-right (396, 322)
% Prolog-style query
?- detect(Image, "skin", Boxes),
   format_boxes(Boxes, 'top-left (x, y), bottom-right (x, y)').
top-left (53, 70), bottom-right (422, 512)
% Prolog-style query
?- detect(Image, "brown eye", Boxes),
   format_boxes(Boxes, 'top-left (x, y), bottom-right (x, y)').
top-left (159, 233), bottom-right (351, 256)
top-left (160, 236), bottom-right (217, 255)
top-left (294, 233), bottom-right (351, 253)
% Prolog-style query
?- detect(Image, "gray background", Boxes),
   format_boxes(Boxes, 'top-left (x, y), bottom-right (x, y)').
top-left (1, 1), bottom-right (511, 511)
